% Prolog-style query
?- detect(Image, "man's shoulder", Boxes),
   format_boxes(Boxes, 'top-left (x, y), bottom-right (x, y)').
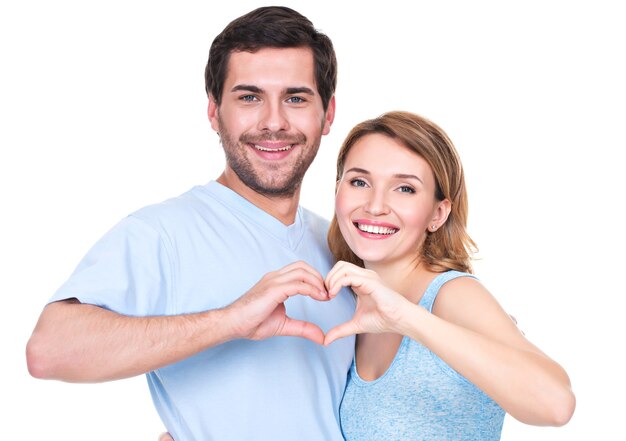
top-left (128, 185), bottom-right (211, 228)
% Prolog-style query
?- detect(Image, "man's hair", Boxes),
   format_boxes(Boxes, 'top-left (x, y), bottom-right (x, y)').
top-left (205, 6), bottom-right (337, 110)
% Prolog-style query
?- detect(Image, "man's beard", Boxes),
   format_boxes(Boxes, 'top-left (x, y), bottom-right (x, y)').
top-left (217, 116), bottom-right (322, 198)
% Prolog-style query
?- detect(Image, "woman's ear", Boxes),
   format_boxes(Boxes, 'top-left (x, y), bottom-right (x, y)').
top-left (429, 199), bottom-right (451, 231)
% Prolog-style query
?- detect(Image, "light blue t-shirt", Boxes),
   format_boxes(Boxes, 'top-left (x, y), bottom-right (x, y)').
top-left (50, 181), bottom-right (356, 441)
top-left (340, 270), bottom-right (505, 441)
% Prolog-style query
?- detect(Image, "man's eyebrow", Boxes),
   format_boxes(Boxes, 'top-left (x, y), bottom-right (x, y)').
top-left (230, 84), bottom-right (263, 93)
top-left (229, 85), bottom-right (315, 96)
top-left (286, 87), bottom-right (315, 95)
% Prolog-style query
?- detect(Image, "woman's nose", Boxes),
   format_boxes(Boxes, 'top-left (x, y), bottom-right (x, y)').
top-left (364, 190), bottom-right (389, 216)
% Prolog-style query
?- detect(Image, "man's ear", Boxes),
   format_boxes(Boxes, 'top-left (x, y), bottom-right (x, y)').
top-left (207, 95), bottom-right (220, 132)
top-left (322, 95), bottom-right (336, 136)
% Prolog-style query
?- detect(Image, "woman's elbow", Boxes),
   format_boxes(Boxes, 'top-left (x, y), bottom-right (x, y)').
top-left (515, 386), bottom-right (576, 427)
top-left (548, 388), bottom-right (576, 426)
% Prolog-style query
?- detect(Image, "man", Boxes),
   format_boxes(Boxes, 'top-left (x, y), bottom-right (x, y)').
top-left (26, 7), bottom-right (355, 440)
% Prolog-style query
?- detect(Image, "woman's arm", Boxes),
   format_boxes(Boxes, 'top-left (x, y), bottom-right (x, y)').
top-left (400, 276), bottom-right (575, 426)
top-left (324, 262), bottom-right (575, 426)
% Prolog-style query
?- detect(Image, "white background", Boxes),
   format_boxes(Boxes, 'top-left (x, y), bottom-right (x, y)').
top-left (2, 0), bottom-right (624, 439)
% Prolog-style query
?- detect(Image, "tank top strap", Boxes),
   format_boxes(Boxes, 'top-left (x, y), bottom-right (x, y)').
top-left (418, 270), bottom-right (477, 312)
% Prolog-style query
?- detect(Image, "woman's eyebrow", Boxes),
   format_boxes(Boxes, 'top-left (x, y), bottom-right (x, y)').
top-left (393, 173), bottom-right (423, 184)
top-left (345, 168), bottom-right (424, 185)
top-left (344, 167), bottom-right (370, 175)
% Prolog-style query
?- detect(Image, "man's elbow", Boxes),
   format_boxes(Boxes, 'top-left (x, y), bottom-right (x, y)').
top-left (26, 333), bottom-right (56, 379)
top-left (26, 299), bottom-right (82, 380)
top-left (26, 330), bottom-right (74, 381)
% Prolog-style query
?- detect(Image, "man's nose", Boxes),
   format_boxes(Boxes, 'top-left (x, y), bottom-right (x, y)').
top-left (258, 101), bottom-right (289, 132)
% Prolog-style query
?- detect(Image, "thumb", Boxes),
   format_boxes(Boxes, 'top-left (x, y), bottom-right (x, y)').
top-left (324, 321), bottom-right (359, 346)
top-left (158, 433), bottom-right (174, 441)
top-left (279, 317), bottom-right (325, 345)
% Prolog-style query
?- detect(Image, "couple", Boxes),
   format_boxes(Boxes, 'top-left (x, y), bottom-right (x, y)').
top-left (26, 6), bottom-right (575, 440)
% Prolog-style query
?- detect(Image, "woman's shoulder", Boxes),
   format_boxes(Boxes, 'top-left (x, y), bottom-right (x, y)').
top-left (432, 272), bottom-right (507, 329)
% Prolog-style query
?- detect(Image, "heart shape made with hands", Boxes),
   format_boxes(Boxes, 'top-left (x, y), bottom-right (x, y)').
top-left (237, 261), bottom-right (348, 345)
top-left (247, 260), bottom-right (402, 346)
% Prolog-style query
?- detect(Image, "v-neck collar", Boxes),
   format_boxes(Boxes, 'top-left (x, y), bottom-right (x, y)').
top-left (199, 181), bottom-right (306, 250)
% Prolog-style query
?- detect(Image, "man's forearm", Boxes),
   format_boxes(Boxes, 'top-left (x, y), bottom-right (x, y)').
top-left (26, 299), bottom-right (237, 382)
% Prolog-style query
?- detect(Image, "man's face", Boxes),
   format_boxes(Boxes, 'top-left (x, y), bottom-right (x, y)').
top-left (209, 47), bottom-right (335, 198)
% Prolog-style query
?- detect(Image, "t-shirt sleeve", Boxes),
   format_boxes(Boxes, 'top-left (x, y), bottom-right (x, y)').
top-left (48, 215), bottom-right (174, 316)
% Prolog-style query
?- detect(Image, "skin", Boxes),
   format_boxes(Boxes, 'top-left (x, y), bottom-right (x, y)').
top-left (210, 47), bottom-right (335, 224)
top-left (26, 47), bottom-right (336, 383)
top-left (333, 133), bottom-right (450, 269)
top-left (323, 134), bottom-right (576, 426)
top-left (157, 130), bottom-right (576, 441)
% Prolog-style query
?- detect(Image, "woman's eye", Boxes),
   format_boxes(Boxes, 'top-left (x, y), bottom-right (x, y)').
top-left (398, 185), bottom-right (415, 194)
top-left (350, 178), bottom-right (367, 188)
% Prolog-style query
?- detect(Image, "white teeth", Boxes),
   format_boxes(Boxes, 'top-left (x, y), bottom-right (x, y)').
top-left (254, 144), bottom-right (293, 152)
top-left (356, 223), bottom-right (397, 235)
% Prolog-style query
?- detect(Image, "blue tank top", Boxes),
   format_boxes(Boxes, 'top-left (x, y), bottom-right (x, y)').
top-left (340, 270), bottom-right (505, 440)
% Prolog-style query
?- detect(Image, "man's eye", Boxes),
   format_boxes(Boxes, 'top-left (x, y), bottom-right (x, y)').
top-left (240, 95), bottom-right (258, 102)
top-left (287, 96), bottom-right (305, 104)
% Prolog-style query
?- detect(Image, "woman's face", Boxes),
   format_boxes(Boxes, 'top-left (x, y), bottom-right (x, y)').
top-left (335, 133), bottom-right (447, 268)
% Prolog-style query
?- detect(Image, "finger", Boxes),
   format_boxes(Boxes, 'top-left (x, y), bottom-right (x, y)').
top-left (324, 320), bottom-right (360, 346)
top-left (158, 433), bottom-right (174, 441)
top-left (327, 272), bottom-right (365, 299)
top-left (272, 278), bottom-right (331, 302)
top-left (277, 269), bottom-right (328, 300)
top-left (277, 260), bottom-right (325, 280)
top-left (325, 260), bottom-right (350, 283)
top-left (278, 317), bottom-right (325, 345)
top-left (268, 262), bottom-right (327, 298)
top-left (325, 261), bottom-right (356, 298)
top-left (327, 262), bottom-right (371, 295)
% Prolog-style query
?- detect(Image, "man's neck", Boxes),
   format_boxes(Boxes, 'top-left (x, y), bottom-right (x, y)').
top-left (216, 173), bottom-right (301, 225)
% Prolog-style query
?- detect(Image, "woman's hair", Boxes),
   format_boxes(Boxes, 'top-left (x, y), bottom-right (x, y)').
top-left (328, 111), bottom-right (477, 273)
top-left (205, 6), bottom-right (337, 111)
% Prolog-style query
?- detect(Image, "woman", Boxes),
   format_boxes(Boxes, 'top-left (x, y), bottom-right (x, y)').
top-left (324, 111), bottom-right (575, 440)
top-left (158, 111), bottom-right (575, 441)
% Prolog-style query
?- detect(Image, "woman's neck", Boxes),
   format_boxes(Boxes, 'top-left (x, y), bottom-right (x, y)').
top-left (364, 259), bottom-right (434, 303)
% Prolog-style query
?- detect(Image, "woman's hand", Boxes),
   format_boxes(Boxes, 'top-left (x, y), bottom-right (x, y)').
top-left (324, 261), bottom-right (413, 344)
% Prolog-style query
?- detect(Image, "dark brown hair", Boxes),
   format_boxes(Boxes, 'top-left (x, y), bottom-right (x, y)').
top-left (328, 111), bottom-right (477, 273)
top-left (205, 6), bottom-right (337, 110)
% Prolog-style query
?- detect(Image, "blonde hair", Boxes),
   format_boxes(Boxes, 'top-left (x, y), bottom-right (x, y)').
top-left (328, 111), bottom-right (477, 273)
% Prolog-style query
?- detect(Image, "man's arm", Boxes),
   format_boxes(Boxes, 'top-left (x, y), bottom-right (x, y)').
top-left (26, 261), bottom-right (329, 382)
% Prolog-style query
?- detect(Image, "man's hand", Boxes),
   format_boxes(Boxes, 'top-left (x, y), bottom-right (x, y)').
top-left (227, 261), bottom-right (330, 344)
top-left (158, 433), bottom-right (174, 441)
